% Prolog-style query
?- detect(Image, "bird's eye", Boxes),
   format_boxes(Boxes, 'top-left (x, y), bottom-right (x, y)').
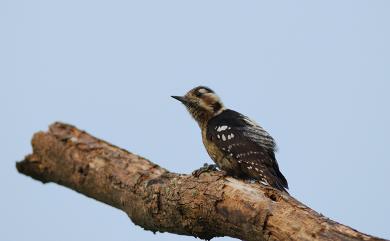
top-left (195, 92), bottom-right (203, 98)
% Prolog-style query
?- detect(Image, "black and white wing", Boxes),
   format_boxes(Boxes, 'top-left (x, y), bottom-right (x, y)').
top-left (207, 109), bottom-right (288, 191)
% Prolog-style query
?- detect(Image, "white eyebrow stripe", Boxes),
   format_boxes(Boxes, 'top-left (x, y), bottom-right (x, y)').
top-left (198, 88), bottom-right (208, 94)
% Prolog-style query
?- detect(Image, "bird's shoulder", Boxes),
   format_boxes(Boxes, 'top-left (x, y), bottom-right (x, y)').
top-left (206, 109), bottom-right (276, 151)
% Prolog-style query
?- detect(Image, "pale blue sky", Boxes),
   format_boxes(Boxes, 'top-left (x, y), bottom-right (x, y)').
top-left (1, 1), bottom-right (389, 240)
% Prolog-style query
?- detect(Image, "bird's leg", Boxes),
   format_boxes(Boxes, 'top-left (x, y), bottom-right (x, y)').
top-left (192, 163), bottom-right (219, 177)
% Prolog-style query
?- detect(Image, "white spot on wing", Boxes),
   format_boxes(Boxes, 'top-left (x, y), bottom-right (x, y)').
top-left (217, 125), bottom-right (228, 132)
top-left (198, 88), bottom-right (208, 94)
top-left (260, 180), bottom-right (269, 186)
top-left (222, 134), bottom-right (226, 141)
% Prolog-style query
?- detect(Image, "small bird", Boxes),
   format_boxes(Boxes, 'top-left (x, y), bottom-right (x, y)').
top-left (172, 86), bottom-right (288, 192)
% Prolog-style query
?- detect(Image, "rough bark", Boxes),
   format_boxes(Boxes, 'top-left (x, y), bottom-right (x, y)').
top-left (16, 122), bottom-right (386, 241)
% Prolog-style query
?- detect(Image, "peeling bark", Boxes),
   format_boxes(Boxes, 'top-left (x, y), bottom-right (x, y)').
top-left (16, 122), bottom-right (387, 241)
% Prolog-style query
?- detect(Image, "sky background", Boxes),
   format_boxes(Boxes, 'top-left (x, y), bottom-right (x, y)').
top-left (1, 1), bottom-right (389, 240)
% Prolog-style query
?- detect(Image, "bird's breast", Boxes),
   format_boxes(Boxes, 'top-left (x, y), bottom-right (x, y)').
top-left (201, 128), bottom-right (237, 172)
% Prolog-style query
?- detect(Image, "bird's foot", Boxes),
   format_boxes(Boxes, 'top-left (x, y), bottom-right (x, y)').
top-left (192, 163), bottom-right (219, 177)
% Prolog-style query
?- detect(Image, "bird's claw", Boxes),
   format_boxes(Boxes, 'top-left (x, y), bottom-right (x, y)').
top-left (192, 163), bottom-right (219, 177)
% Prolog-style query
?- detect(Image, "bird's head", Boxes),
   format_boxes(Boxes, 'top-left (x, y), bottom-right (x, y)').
top-left (172, 86), bottom-right (225, 126)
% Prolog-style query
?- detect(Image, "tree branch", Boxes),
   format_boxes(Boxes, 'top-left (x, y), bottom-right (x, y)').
top-left (16, 122), bottom-right (387, 241)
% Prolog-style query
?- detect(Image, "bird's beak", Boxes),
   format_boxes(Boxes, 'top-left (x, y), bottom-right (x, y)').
top-left (171, 96), bottom-right (188, 105)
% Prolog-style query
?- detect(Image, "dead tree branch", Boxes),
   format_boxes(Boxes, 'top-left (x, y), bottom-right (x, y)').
top-left (16, 122), bottom-right (386, 241)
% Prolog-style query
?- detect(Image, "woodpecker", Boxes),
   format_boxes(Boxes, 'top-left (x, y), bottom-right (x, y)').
top-left (172, 86), bottom-right (288, 192)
